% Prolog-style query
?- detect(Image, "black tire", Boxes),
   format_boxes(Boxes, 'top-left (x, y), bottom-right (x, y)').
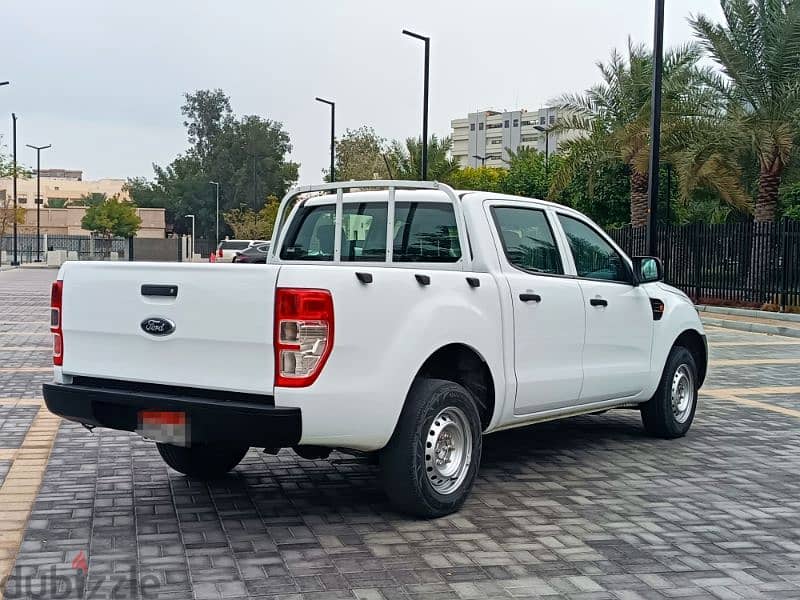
top-left (380, 378), bottom-right (482, 518)
top-left (157, 443), bottom-right (248, 478)
top-left (641, 346), bottom-right (698, 439)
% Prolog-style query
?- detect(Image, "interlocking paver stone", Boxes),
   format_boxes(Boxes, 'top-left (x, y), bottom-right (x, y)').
top-left (2, 270), bottom-right (800, 600)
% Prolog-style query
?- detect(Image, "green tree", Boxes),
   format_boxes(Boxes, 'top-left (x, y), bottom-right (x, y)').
top-left (552, 41), bottom-right (748, 227)
top-left (445, 166), bottom-right (507, 192)
top-left (327, 126), bottom-right (391, 181)
top-left (69, 192), bottom-right (108, 208)
top-left (125, 90), bottom-right (299, 240)
top-left (500, 147), bottom-right (561, 200)
top-left (690, 0), bottom-right (800, 221)
top-left (223, 195), bottom-right (280, 239)
top-left (81, 196), bottom-right (142, 239)
top-left (387, 135), bottom-right (460, 181)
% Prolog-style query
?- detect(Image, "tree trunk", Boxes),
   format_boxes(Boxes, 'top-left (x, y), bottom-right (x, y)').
top-left (630, 171), bottom-right (649, 228)
top-left (754, 168), bottom-right (781, 222)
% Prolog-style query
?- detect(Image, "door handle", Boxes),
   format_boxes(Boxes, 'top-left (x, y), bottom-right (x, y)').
top-left (519, 293), bottom-right (541, 303)
top-left (590, 298), bottom-right (608, 307)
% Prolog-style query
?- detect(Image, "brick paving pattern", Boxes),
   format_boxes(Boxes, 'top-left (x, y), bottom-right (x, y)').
top-left (1, 268), bottom-right (800, 599)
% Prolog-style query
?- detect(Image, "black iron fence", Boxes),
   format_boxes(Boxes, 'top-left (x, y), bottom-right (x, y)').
top-left (608, 220), bottom-right (800, 309)
top-left (1, 234), bottom-right (129, 263)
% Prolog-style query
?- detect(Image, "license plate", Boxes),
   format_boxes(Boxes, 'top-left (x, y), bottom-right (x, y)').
top-left (137, 410), bottom-right (189, 446)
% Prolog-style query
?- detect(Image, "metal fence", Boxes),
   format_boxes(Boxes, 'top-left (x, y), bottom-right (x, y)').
top-left (608, 220), bottom-right (800, 309)
top-left (1, 234), bottom-right (129, 263)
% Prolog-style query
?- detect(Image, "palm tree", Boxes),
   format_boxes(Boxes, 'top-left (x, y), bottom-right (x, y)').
top-left (690, 0), bottom-right (800, 222)
top-left (388, 135), bottom-right (460, 181)
top-left (551, 40), bottom-right (748, 227)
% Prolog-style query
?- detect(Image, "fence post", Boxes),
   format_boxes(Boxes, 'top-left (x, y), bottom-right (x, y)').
top-left (780, 219), bottom-right (789, 312)
top-left (693, 222), bottom-right (702, 302)
top-left (128, 237), bottom-right (134, 261)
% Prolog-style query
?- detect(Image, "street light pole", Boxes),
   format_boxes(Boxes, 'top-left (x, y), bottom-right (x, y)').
top-left (402, 29), bottom-right (430, 180)
top-left (26, 144), bottom-right (52, 262)
top-left (185, 214), bottom-right (195, 259)
top-left (209, 181), bottom-right (220, 248)
top-left (0, 82), bottom-right (9, 87)
top-left (646, 0), bottom-right (665, 256)
top-left (472, 154), bottom-right (486, 167)
top-left (314, 97), bottom-right (335, 182)
top-left (11, 113), bottom-right (19, 266)
top-left (534, 125), bottom-right (551, 176)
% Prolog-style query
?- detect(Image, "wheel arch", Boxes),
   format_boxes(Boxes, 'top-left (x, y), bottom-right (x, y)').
top-left (673, 329), bottom-right (707, 387)
top-left (409, 343), bottom-right (497, 432)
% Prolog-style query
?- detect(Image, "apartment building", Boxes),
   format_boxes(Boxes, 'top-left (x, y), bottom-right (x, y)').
top-left (0, 169), bottom-right (129, 208)
top-left (451, 106), bottom-right (570, 168)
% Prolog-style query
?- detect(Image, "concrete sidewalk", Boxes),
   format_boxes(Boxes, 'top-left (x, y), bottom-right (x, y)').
top-left (698, 304), bottom-right (800, 338)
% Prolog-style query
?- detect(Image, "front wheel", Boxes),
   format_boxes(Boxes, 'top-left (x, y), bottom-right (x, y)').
top-left (641, 346), bottom-right (698, 439)
top-left (380, 378), bottom-right (482, 518)
top-left (157, 443), bottom-right (248, 478)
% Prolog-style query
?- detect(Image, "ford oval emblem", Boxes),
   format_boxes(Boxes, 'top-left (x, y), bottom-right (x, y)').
top-left (141, 317), bottom-right (175, 336)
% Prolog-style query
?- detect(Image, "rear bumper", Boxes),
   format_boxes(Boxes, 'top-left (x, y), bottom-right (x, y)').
top-left (43, 381), bottom-right (301, 448)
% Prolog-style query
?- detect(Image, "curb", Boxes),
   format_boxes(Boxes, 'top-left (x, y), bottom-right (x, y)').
top-left (697, 304), bottom-right (800, 324)
top-left (701, 316), bottom-right (800, 339)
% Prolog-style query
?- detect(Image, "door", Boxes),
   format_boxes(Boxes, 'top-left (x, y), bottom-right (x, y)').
top-left (556, 214), bottom-right (653, 402)
top-left (490, 205), bottom-right (586, 415)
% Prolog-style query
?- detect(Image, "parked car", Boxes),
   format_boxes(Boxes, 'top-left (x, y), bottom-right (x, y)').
top-left (216, 239), bottom-right (267, 262)
top-left (43, 181), bottom-right (707, 517)
top-left (232, 242), bottom-right (270, 264)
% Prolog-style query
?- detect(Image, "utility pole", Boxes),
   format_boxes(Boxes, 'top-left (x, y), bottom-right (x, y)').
top-left (26, 144), bottom-right (52, 262)
top-left (402, 30), bottom-right (430, 180)
top-left (646, 0), bottom-right (665, 256)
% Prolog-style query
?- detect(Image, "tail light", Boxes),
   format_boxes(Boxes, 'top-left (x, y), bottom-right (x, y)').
top-left (274, 288), bottom-right (334, 387)
top-left (50, 280), bottom-right (64, 366)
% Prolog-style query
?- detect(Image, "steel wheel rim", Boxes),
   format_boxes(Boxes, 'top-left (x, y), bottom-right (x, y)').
top-left (425, 406), bottom-right (472, 495)
top-left (671, 364), bottom-right (695, 424)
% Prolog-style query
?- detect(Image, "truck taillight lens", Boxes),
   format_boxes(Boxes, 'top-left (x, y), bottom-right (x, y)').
top-left (50, 281), bottom-right (63, 366)
top-left (274, 288), bottom-right (334, 387)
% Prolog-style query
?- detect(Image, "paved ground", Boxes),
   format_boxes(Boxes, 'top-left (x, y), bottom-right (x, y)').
top-left (1, 268), bottom-right (800, 600)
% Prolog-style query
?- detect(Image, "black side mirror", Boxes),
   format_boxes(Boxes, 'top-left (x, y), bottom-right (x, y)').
top-left (632, 256), bottom-right (663, 284)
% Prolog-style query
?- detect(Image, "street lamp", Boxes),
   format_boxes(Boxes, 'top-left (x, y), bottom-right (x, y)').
top-left (0, 81), bottom-right (9, 87)
top-left (646, 0), bottom-right (666, 255)
top-left (26, 143), bottom-right (52, 262)
top-left (472, 154), bottom-right (486, 167)
top-left (402, 29), bottom-right (430, 180)
top-left (315, 97), bottom-right (335, 182)
top-left (533, 125), bottom-right (551, 176)
top-left (209, 181), bottom-right (220, 248)
top-left (185, 214), bottom-right (195, 259)
top-left (10, 113), bottom-right (19, 266)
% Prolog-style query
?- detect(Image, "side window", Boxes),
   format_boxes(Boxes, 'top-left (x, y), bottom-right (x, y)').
top-left (341, 203), bottom-right (387, 262)
top-left (492, 206), bottom-right (563, 275)
top-left (394, 202), bottom-right (461, 263)
top-left (280, 204), bottom-right (335, 261)
top-left (557, 214), bottom-right (630, 283)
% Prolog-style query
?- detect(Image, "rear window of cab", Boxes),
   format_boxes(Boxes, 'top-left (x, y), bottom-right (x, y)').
top-left (280, 201), bottom-right (461, 263)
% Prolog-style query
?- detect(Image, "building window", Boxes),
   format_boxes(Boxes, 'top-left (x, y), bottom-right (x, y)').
top-left (540, 116), bottom-right (546, 125)
top-left (478, 123), bottom-right (484, 130)
top-left (521, 135), bottom-right (540, 142)
top-left (549, 115), bottom-right (556, 125)
top-left (513, 119), bottom-right (519, 127)
top-left (504, 120), bottom-right (509, 128)
top-left (490, 139), bottom-right (501, 144)
top-left (18, 196), bottom-right (27, 204)
top-left (521, 120), bottom-right (532, 126)
top-left (470, 123), bottom-right (475, 131)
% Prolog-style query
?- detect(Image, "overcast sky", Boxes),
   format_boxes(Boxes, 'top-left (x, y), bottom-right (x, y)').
top-left (2, 0), bottom-right (724, 185)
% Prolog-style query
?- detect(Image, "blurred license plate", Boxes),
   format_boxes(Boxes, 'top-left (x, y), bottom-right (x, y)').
top-left (137, 410), bottom-right (188, 446)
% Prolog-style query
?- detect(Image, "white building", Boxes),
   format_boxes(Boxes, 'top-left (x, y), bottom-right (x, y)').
top-left (451, 106), bottom-right (572, 169)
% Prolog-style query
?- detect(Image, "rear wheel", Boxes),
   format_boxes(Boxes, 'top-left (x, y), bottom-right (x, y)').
top-left (380, 378), bottom-right (482, 518)
top-left (157, 443), bottom-right (248, 478)
top-left (641, 346), bottom-right (698, 439)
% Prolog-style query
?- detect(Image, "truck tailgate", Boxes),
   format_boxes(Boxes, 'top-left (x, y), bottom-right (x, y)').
top-left (60, 262), bottom-right (278, 394)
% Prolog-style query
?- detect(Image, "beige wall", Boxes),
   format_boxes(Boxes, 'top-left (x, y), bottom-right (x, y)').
top-left (18, 206), bottom-right (165, 238)
top-left (0, 175), bottom-right (129, 207)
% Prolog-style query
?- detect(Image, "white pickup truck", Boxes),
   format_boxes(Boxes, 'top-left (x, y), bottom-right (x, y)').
top-left (44, 180), bottom-right (707, 517)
